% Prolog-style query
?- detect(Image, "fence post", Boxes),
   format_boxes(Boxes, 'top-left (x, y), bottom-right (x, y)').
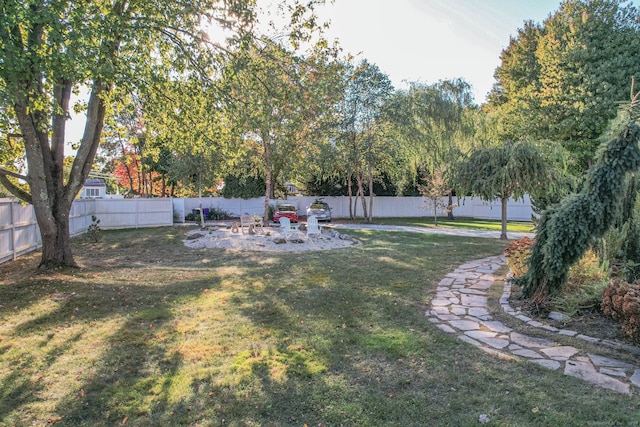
top-left (11, 200), bottom-right (16, 261)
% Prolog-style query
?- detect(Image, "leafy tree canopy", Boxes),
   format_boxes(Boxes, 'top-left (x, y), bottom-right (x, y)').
top-left (0, 0), bottom-right (261, 267)
top-left (455, 139), bottom-right (555, 239)
top-left (489, 0), bottom-right (640, 171)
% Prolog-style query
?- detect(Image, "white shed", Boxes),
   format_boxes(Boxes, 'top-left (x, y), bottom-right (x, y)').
top-left (81, 178), bottom-right (107, 199)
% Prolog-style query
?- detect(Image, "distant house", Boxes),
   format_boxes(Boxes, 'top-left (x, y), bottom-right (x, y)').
top-left (284, 182), bottom-right (300, 195)
top-left (81, 179), bottom-right (106, 199)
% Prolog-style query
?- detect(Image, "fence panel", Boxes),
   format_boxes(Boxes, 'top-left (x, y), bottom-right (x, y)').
top-left (175, 195), bottom-right (533, 221)
top-left (1, 197), bottom-right (173, 264)
top-left (95, 198), bottom-right (173, 229)
top-left (70, 199), bottom-right (96, 236)
top-left (182, 197), bottom-right (265, 218)
top-left (0, 198), bottom-right (40, 263)
top-left (2, 195), bottom-right (533, 265)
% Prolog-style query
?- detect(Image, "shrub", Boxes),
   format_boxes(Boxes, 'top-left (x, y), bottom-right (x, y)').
top-left (602, 280), bottom-right (640, 343)
top-left (549, 248), bottom-right (609, 316)
top-left (550, 279), bottom-right (608, 318)
top-left (513, 246), bottom-right (609, 318)
top-left (504, 237), bottom-right (535, 278)
top-left (207, 208), bottom-right (229, 220)
top-left (87, 215), bottom-right (101, 243)
top-left (566, 248), bottom-right (609, 290)
top-left (603, 188), bottom-right (640, 282)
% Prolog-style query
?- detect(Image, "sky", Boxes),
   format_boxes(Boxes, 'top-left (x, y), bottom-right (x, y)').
top-left (314, 0), bottom-right (564, 104)
top-left (68, 0), bottom-right (564, 145)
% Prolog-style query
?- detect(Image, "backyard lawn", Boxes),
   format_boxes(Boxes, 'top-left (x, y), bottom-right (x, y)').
top-left (338, 216), bottom-right (535, 234)
top-left (0, 226), bottom-right (637, 426)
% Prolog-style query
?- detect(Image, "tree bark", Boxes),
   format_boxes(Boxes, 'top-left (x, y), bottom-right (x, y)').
top-left (347, 174), bottom-right (354, 219)
top-left (356, 170), bottom-right (368, 220)
top-left (263, 133), bottom-right (272, 222)
top-left (22, 79), bottom-right (109, 269)
top-left (500, 196), bottom-right (508, 240)
top-left (161, 176), bottom-right (167, 197)
top-left (367, 162), bottom-right (374, 223)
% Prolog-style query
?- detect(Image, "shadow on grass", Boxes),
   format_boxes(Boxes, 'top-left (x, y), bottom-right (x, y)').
top-left (3, 228), bottom-right (636, 425)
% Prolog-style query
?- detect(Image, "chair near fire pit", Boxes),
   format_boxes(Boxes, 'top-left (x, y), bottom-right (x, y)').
top-left (278, 217), bottom-right (300, 241)
top-left (306, 215), bottom-right (322, 238)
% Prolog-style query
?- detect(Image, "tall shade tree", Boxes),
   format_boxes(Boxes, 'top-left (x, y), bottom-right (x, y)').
top-left (487, 20), bottom-right (544, 142)
top-left (0, 0), bottom-right (255, 268)
top-left (455, 139), bottom-right (554, 239)
top-left (134, 78), bottom-right (239, 205)
top-left (226, 36), bottom-right (340, 221)
top-left (335, 59), bottom-right (393, 222)
top-left (385, 79), bottom-right (476, 212)
top-left (489, 0), bottom-right (640, 171)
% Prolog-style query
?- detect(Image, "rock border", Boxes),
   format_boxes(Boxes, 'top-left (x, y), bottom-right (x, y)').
top-left (427, 255), bottom-right (640, 395)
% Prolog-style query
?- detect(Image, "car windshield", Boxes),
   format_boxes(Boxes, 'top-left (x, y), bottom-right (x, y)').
top-left (278, 205), bottom-right (296, 212)
top-left (310, 203), bottom-right (327, 209)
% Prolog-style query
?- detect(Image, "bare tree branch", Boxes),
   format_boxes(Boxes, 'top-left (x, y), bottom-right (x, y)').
top-left (0, 171), bottom-right (32, 204)
top-left (0, 166), bottom-right (29, 181)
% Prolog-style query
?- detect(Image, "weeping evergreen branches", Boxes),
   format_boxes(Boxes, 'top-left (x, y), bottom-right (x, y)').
top-left (522, 120), bottom-right (640, 298)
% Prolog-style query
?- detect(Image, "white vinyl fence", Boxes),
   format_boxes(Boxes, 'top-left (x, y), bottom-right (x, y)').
top-left (1, 195), bottom-right (533, 264)
top-left (0, 197), bottom-right (173, 264)
top-left (0, 199), bottom-right (40, 264)
top-left (177, 194), bottom-right (534, 222)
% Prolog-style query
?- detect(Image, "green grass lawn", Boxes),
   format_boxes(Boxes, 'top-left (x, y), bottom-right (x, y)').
top-left (338, 216), bottom-right (535, 234)
top-left (0, 227), bottom-right (636, 426)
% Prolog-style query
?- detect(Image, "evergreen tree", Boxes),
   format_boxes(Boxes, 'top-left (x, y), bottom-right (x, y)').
top-left (523, 116), bottom-right (640, 298)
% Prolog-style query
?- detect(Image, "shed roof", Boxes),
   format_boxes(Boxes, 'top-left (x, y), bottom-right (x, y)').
top-left (84, 179), bottom-right (106, 187)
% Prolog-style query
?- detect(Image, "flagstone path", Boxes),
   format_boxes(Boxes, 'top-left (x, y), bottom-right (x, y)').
top-left (426, 255), bottom-right (640, 395)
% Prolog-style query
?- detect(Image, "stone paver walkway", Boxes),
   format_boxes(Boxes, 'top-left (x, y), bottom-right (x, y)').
top-left (427, 255), bottom-right (640, 395)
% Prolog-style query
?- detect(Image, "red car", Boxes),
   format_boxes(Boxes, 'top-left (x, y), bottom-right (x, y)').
top-left (273, 203), bottom-right (298, 223)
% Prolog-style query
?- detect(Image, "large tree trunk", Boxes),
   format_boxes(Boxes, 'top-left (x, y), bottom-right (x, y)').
top-left (367, 162), bottom-right (374, 223)
top-left (348, 173), bottom-right (354, 219)
top-left (356, 171), bottom-right (368, 220)
top-left (263, 134), bottom-right (272, 222)
top-left (39, 200), bottom-right (75, 266)
top-left (13, 81), bottom-right (109, 269)
top-left (500, 195), bottom-right (508, 240)
top-left (447, 191), bottom-right (455, 220)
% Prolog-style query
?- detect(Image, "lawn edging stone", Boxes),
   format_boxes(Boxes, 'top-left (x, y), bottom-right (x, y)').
top-left (427, 255), bottom-right (640, 395)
